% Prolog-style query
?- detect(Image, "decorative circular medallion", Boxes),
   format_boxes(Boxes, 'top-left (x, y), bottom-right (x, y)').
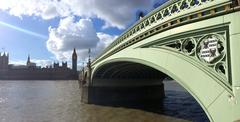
top-left (197, 34), bottom-right (225, 64)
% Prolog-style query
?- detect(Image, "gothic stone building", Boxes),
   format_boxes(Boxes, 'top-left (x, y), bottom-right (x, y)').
top-left (0, 49), bottom-right (78, 80)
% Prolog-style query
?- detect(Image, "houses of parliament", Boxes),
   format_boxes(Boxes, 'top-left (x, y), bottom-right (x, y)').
top-left (0, 48), bottom-right (78, 80)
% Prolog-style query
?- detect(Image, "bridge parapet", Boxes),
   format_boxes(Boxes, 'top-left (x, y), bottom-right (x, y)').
top-left (93, 0), bottom-right (239, 65)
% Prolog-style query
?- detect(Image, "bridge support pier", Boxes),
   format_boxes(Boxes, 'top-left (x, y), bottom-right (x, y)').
top-left (81, 83), bottom-right (165, 107)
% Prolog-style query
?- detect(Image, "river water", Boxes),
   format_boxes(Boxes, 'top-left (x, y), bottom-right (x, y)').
top-left (0, 80), bottom-right (209, 122)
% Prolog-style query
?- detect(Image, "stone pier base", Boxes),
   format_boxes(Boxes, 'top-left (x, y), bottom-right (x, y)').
top-left (81, 84), bottom-right (165, 107)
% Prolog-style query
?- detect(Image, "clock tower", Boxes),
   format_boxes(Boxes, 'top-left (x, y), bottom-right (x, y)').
top-left (72, 48), bottom-right (77, 72)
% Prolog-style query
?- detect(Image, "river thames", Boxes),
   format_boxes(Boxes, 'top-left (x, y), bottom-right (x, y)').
top-left (0, 80), bottom-right (209, 122)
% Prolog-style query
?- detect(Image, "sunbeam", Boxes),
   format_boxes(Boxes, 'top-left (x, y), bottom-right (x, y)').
top-left (0, 20), bottom-right (48, 39)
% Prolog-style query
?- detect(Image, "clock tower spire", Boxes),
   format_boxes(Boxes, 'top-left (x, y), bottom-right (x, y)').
top-left (72, 48), bottom-right (77, 72)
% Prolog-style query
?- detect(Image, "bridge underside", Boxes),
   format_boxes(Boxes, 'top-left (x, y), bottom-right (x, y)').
top-left (93, 61), bottom-right (166, 86)
top-left (82, 62), bottom-right (166, 106)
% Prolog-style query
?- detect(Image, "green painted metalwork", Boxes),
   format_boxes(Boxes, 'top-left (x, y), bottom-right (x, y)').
top-left (82, 0), bottom-right (240, 121)
top-left (92, 0), bottom-right (233, 65)
top-left (141, 26), bottom-right (230, 88)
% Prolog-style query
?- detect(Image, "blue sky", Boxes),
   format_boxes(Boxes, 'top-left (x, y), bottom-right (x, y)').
top-left (0, 11), bottom-right (54, 60)
top-left (0, 0), bottom-right (166, 67)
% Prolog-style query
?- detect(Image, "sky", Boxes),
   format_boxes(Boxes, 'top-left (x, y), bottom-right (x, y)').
top-left (0, 0), bottom-right (167, 68)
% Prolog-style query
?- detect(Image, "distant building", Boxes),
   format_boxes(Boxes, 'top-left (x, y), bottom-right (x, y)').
top-left (0, 52), bottom-right (9, 71)
top-left (26, 55), bottom-right (36, 67)
top-left (72, 48), bottom-right (77, 72)
top-left (0, 49), bottom-right (78, 80)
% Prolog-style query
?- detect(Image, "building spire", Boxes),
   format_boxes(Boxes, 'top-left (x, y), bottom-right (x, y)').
top-left (72, 48), bottom-right (77, 72)
top-left (28, 54), bottom-right (30, 60)
top-left (72, 48), bottom-right (77, 59)
top-left (27, 54), bottom-right (31, 64)
top-left (1, 47), bottom-right (6, 57)
top-left (73, 48), bottom-right (76, 54)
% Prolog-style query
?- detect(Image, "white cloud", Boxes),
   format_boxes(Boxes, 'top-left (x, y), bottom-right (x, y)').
top-left (0, 0), bottom-right (156, 64)
top-left (9, 60), bottom-right (25, 66)
top-left (32, 59), bottom-right (53, 67)
top-left (0, 0), bottom-right (70, 19)
top-left (0, 0), bottom-right (156, 29)
top-left (97, 32), bottom-right (118, 48)
top-left (66, 0), bottom-right (156, 29)
top-left (46, 17), bottom-right (117, 62)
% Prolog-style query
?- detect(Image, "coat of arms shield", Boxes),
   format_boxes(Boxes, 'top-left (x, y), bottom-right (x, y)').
top-left (199, 35), bottom-right (221, 63)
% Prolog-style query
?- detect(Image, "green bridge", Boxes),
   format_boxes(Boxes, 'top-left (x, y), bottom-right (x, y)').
top-left (79, 0), bottom-right (240, 121)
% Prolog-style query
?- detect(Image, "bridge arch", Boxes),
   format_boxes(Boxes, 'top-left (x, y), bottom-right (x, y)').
top-left (85, 1), bottom-right (240, 121)
top-left (93, 61), bottom-right (166, 80)
top-left (91, 48), bottom-right (234, 122)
